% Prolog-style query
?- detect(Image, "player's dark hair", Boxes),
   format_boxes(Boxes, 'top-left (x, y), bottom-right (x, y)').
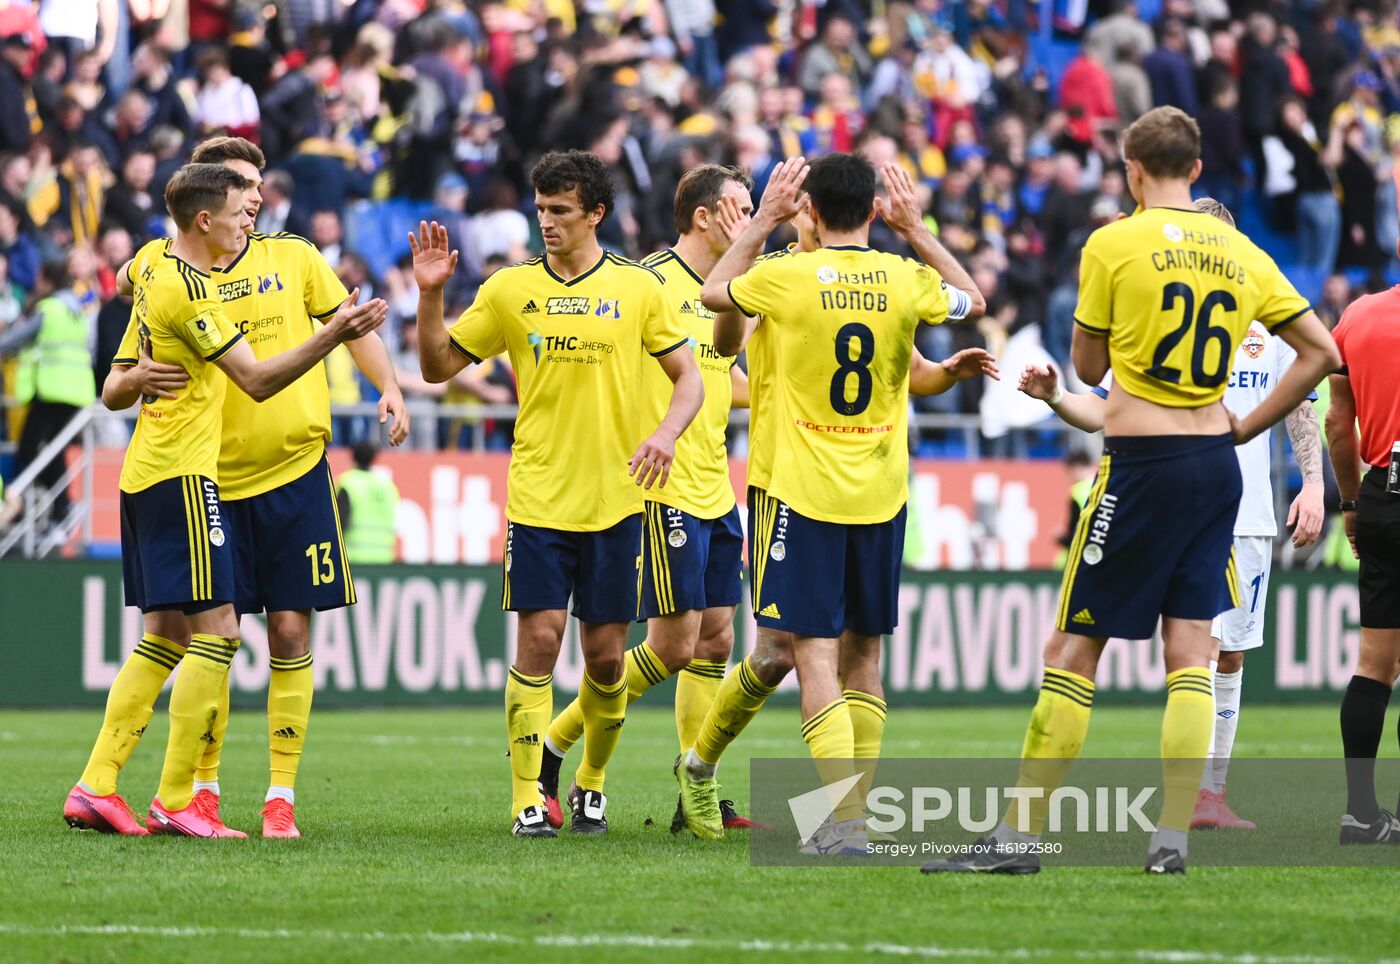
top-left (804, 152), bottom-right (876, 232)
top-left (530, 150), bottom-right (615, 221)
top-left (673, 164), bottom-right (753, 234)
top-left (191, 135), bottom-right (266, 171)
top-left (1122, 106), bottom-right (1199, 179)
top-left (165, 163), bottom-right (251, 231)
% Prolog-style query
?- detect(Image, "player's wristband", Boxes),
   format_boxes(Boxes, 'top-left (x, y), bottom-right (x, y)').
top-left (1339, 500), bottom-right (1358, 512)
top-left (1048, 386), bottom-right (1064, 407)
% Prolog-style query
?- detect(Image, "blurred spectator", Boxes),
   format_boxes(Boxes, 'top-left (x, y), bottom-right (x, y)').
top-left (192, 48), bottom-right (260, 143)
top-left (255, 169), bottom-right (308, 236)
top-left (105, 147), bottom-right (162, 242)
top-left (1143, 18), bottom-right (1198, 116)
top-left (1240, 13), bottom-right (1293, 175)
top-left (1058, 48), bottom-right (1117, 150)
top-left (1085, 0), bottom-right (1154, 66)
top-left (469, 177), bottom-right (529, 266)
top-left (0, 202), bottom-right (40, 292)
top-left (1196, 80), bottom-right (1245, 215)
top-left (1106, 41), bottom-right (1150, 124)
top-left (259, 51), bottom-right (337, 161)
top-left (0, 33), bottom-right (40, 153)
top-left (130, 42), bottom-right (191, 136)
top-left (799, 15), bottom-right (870, 101)
top-left (311, 209), bottom-right (343, 268)
top-left (1270, 98), bottom-right (1341, 288)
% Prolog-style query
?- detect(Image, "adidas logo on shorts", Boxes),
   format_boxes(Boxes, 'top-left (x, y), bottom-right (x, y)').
top-left (758, 603), bottom-right (782, 619)
top-left (1071, 609), bottom-right (1094, 625)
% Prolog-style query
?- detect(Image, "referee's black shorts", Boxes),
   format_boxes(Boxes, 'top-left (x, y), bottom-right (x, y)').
top-left (1357, 466), bottom-right (1400, 628)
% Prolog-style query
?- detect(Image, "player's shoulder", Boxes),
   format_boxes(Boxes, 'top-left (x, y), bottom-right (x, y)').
top-left (756, 244), bottom-right (797, 264)
top-left (477, 255), bottom-right (545, 295)
top-left (251, 231), bottom-right (317, 248)
top-left (147, 250), bottom-right (215, 307)
top-left (602, 251), bottom-right (666, 286)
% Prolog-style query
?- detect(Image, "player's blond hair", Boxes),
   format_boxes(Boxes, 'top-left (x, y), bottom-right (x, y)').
top-left (1192, 196), bottom-right (1235, 228)
top-left (1123, 106), bottom-right (1200, 179)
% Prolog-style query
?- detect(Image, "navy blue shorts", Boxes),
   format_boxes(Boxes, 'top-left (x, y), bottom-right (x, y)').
top-left (748, 488), bottom-right (906, 638)
top-left (1057, 434), bottom-right (1242, 640)
top-left (222, 456), bottom-right (356, 615)
top-left (121, 475), bottom-right (234, 614)
top-left (638, 502), bottom-right (744, 619)
top-left (502, 515), bottom-right (643, 623)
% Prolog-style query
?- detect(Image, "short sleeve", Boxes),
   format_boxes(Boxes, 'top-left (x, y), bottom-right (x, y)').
top-left (112, 316), bottom-right (140, 365)
top-left (727, 256), bottom-right (779, 320)
top-left (912, 263), bottom-right (951, 326)
top-left (1089, 372), bottom-right (1113, 399)
top-left (447, 282), bottom-right (507, 363)
top-left (1253, 256), bottom-right (1311, 334)
top-left (642, 279), bottom-right (688, 358)
top-left (302, 243), bottom-right (350, 319)
top-left (1074, 243), bottom-right (1112, 335)
top-left (172, 299), bottom-right (242, 361)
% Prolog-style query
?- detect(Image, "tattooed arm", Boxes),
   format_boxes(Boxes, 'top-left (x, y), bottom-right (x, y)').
top-left (1284, 399), bottom-right (1325, 548)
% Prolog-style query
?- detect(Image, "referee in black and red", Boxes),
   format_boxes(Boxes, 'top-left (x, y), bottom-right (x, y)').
top-left (1327, 285), bottom-right (1400, 844)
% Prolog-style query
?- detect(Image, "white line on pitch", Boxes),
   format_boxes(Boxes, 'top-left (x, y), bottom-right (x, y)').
top-left (0, 923), bottom-right (1389, 963)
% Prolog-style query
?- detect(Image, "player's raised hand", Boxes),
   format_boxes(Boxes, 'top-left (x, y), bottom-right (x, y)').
top-left (379, 384), bottom-right (411, 446)
top-left (326, 288), bottom-right (389, 341)
top-left (130, 337), bottom-right (189, 399)
top-left (756, 156), bottom-right (809, 226)
top-left (1017, 364), bottom-right (1059, 400)
top-left (1286, 483), bottom-right (1325, 548)
top-left (874, 163), bottom-right (925, 238)
top-left (941, 348), bottom-right (1000, 382)
top-left (714, 193), bottom-right (752, 245)
top-left (408, 220), bottom-right (459, 292)
top-left (628, 430), bottom-right (676, 491)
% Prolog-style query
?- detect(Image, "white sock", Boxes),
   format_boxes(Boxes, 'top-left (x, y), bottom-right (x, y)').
top-left (266, 785), bottom-right (294, 805)
top-left (1150, 826), bottom-right (1189, 857)
top-left (685, 748), bottom-right (716, 779)
top-left (1210, 667), bottom-right (1243, 794)
top-left (1199, 658), bottom-right (1218, 792)
top-left (544, 735), bottom-right (566, 759)
top-left (194, 780), bottom-right (221, 797)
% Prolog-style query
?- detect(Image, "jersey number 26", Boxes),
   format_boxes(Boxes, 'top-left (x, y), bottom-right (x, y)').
top-left (1146, 282), bottom-right (1236, 389)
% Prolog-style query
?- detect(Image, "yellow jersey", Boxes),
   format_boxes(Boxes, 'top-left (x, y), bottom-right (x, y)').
top-left (1074, 207), bottom-right (1310, 408)
top-left (448, 251), bottom-right (688, 531)
top-left (126, 234), bottom-right (349, 499)
top-left (637, 248), bottom-right (736, 519)
top-left (742, 246), bottom-right (794, 494)
top-left (115, 247), bottom-right (242, 494)
top-left (728, 245), bottom-right (952, 524)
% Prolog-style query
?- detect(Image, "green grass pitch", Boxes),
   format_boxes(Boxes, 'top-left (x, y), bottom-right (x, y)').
top-left (2, 704), bottom-right (1397, 963)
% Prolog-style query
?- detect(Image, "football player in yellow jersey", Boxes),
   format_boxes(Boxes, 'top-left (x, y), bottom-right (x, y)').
top-left (923, 107), bottom-right (1339, 876)
top-left (669, 167), bottom-right (996, 840)
top-left (413, 150), bottom-right (704, 838)
top-left (64, 164), bottom-right (385, 837)
top-left (534, 164), bottom-right (760, 833)
top-left (96, 137), bottom-right (406, 839)
top-left (701, 154), bottom-right (986, 854)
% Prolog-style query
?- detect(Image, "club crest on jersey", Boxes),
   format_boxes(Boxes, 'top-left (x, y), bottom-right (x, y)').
top-left (546, 297), bottom-right (591, 315)
top-left (1162, 223), bottom-right (1184, 242)
top-left (594, 298), bottom-right (621, 318)
top-left (258, 273), bottom-right (284, 293)
top-left (1241, 328), bottom-right (1265, 359)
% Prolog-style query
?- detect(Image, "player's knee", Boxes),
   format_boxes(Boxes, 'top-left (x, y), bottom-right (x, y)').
top-left (1217, 650), bottom-right (1244, 674)
top-left (266, 612), bottom-right (311, 660)
top-left (1042, 630), bottom-right (1100, 679)
top-left (584, 651), bottom-right (624, 684)
top-left (693, 624), bottom-right (734, 664)
top-left (751, 632), bottom-right (796, 683)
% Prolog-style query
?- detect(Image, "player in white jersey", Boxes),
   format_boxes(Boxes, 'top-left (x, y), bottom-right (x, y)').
top-left (1018, 197), bottom-right (1325, 829)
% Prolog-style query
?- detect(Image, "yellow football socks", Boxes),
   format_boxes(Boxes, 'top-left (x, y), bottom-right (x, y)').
top-left (156, 634), bottom-right (239, 811)
top-left (845, 688), bottom-right (887, 805)
top-left (80, 635), bottom-right (184, 796)
top-left (1159, 667), bottom-right (1214, 832)
top-left (268, 653), bottom-right (314, 790)
top-left (676, 658), bottom-right (726, 753)
top-left (574, 672), bottom-right (627, 793)
top-left (693, 655), bottom-right (777, 766)
top-left (801, 698), bottom-right (862, 823)
top-left (546, 641), bottom-right (668, 754)
top-left (1005, 667), bottom-right (1096, 835)
top-left (192, 670), bottom-right (230, 785)
top-left (505, 668), bottom-right (552, 817)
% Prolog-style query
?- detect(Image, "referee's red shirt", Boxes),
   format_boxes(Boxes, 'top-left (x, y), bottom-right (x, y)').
top-left (1333, 288), bottom-right (1400, 468)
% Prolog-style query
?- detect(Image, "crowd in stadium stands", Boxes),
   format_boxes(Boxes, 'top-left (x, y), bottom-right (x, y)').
top-left (0, 0), bottom-right (1396, 459)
